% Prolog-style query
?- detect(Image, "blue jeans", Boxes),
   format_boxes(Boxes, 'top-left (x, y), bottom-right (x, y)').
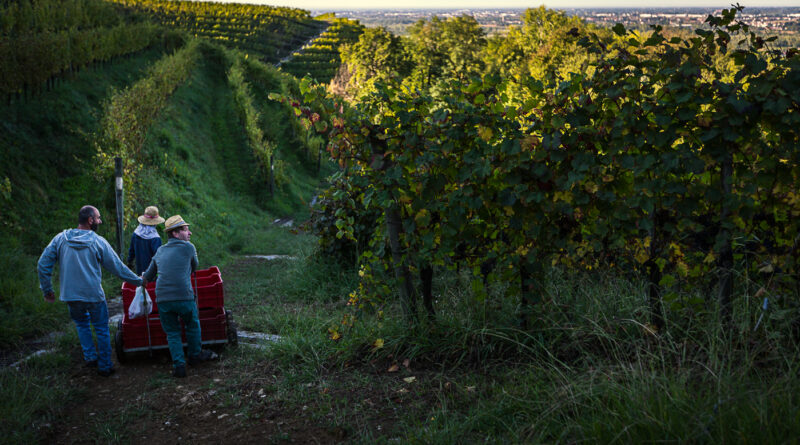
top-left (158, 300), bottom-right (202, 368)
top-left (67, 301), bottom-right (112, 372)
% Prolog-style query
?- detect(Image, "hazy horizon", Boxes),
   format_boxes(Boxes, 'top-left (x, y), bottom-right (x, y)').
top-left (207, 0), bottom-right (800, 11)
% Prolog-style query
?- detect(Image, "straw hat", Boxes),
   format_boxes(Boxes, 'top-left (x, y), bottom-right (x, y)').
top-left (137, 206), bottom-right (165, 225)
top-left (164, 215), bottom-right (190, 232)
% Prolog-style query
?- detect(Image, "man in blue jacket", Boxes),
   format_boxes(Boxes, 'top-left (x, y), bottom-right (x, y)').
top-left (143, 214), bottom-right (216, 378)
top-left (38, 205), bottom-right (143, 376)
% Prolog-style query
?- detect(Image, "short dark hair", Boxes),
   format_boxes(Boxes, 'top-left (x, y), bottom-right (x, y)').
top-left (167, 225), bottom-right (187, 238)
top-left (78, 206), bottom-right (97, 225)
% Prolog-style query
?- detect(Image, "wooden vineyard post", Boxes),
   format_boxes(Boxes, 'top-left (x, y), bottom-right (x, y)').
top-left (114, 157), bottom-right (125, 256)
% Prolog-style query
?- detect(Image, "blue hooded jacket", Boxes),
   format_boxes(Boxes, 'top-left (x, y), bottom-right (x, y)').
top-left (38, 229), bottom-right (143, 302)
top-left (128, 231), bottom-right (162, 275)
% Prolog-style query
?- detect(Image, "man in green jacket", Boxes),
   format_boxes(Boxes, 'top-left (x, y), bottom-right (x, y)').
top-left (142, 215), bottom-right (216, 378)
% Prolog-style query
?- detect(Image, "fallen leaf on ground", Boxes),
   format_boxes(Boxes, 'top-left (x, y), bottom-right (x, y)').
top-left (387, 364), bottom-right (399, 373)
top-left (403, 376), bottom-right (416, 383)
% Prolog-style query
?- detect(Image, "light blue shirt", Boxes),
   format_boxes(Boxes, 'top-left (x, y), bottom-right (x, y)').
top-left (38, 229), bottom-right (143, 302)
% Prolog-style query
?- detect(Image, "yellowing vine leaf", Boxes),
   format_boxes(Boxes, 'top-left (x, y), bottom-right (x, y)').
top-left (477, 125), bottom-right (493, 141)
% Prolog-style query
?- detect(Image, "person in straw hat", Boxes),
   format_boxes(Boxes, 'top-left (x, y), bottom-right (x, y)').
top-left (142, 215), bottom-right (217, 378)
top-left (127, 206), bottom-right (165, 274)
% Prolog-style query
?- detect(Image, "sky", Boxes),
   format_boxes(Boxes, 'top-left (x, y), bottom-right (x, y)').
top-left (226, 0), bottom-right (800, 10)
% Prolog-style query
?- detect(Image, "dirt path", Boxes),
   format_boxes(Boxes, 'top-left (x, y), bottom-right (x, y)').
top-left (42, 258), bottom-right (347, 444)
top-left (44, 350), bottom-right (334, 444)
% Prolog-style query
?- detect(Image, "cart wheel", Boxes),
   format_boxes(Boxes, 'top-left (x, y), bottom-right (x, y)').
top-left (114, 321), bottom-right (127, 364)
top-left (226, 310), bottom-right (238, 347)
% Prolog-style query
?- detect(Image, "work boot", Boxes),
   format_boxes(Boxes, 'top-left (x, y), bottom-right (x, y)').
top-left (97, 368), bottom-right (115, 377)
top-left (173, 365), bottom-right (186, 378)
top-left (187, 349), bottom-right (218, 366)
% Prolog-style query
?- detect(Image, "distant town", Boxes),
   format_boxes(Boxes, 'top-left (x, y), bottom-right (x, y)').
top-left (314, 7), bottom-right (800, 41)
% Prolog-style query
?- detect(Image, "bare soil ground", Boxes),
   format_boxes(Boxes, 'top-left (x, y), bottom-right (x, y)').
top-left (42, 352), bottom-right (350, 444)
top-left (36, 257), bottom-right (438, 444)
top-left (39, 341), bottom-right (437, 444)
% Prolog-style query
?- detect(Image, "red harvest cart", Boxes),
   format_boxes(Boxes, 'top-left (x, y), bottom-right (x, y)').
top-left (115, 266), bottom-right (237, 363)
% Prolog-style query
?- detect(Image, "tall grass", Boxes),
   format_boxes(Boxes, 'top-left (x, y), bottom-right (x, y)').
top-left (0, 243), bottom-right (64, 348)
top-left (237, 252), bottom-right (800, 442)
top-left (334, 266), bottom-right (800, 443)
top-left (0, 343), bottom-right (77, 445)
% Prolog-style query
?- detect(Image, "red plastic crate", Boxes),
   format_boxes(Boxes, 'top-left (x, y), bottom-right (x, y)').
top-left (119, 314), bottom-right (167, 350)
top-left (196, 266), bottom-right (220, 278)
top-left (193, 273), bottom-right (221, 287)
top-left (199, 307), bottom-right (228, 343)
top-left (121, 267), bottom-right (224, 313)
top-left (196, 281), bottom-right (225, 308)
top-left (120, 307), bottom-right (228, 352)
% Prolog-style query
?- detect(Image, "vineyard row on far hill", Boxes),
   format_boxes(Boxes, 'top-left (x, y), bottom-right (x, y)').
top-left (0, 0), bottom-right (333, 99)
top-left (279, 18), bottom-right (365, 84)
top-left (107, 0), bottom-right (325, 63)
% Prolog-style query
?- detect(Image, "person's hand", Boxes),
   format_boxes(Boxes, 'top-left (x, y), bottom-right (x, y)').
top-left (44, 291), bottom-right (55, 302)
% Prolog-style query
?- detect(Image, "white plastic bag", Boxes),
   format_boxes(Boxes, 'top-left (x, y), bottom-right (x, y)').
top-left (128, 285), bottom-right (152, 319)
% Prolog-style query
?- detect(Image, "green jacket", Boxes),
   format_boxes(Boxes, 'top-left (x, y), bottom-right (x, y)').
top-left (143, 238), bottom-right (198, 303)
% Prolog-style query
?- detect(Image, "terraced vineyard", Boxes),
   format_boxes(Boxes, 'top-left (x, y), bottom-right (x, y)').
top-left (0, 0), bottom-right (162, 99)
top-left (109, 0), bottom-right (326, 63)
top-left (279, 18), bottom-right (365, 83)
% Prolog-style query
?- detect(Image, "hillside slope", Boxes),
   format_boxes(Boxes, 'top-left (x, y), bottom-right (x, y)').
top-left (0, 45), bottom-right (174, 345)
top-left (0, 39), bottom-right (327, 346)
